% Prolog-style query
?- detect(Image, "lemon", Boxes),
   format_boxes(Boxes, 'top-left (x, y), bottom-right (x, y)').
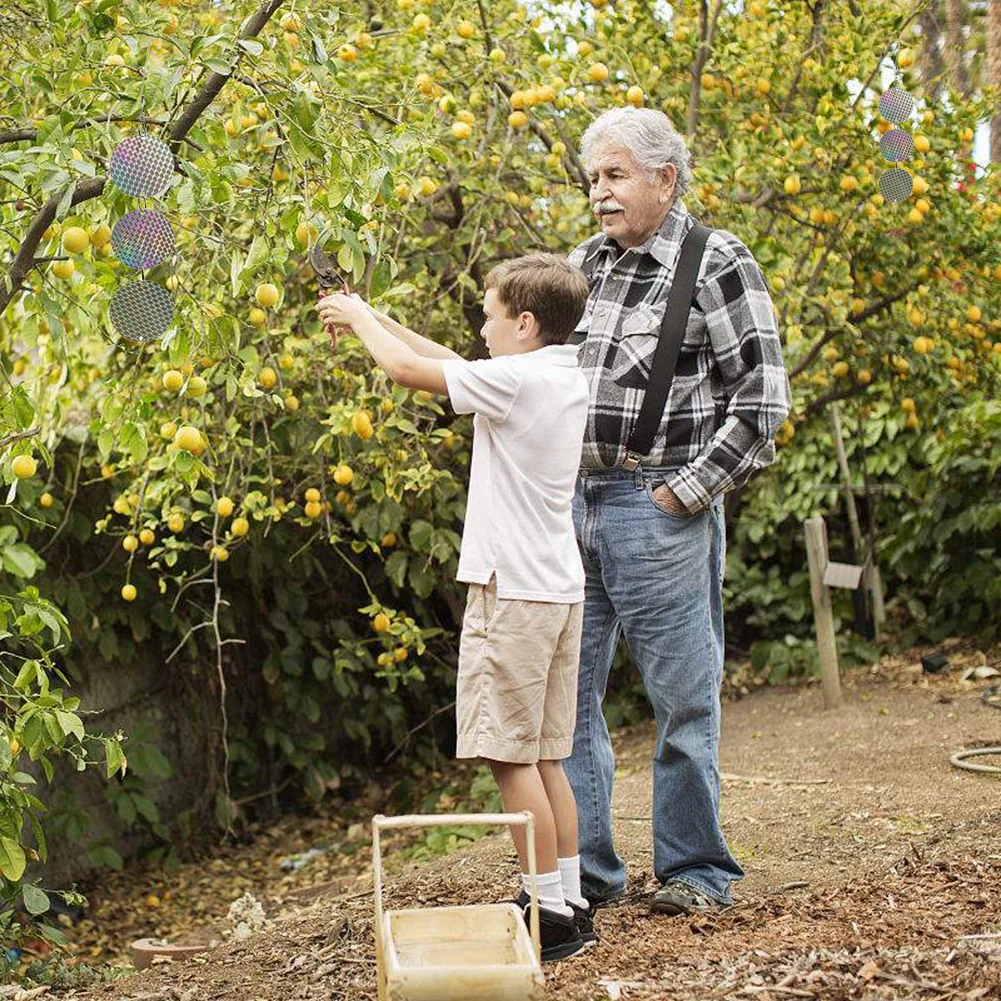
top-left (508, 111), bottom-right (529, 129)
top-left (418, 176), bottom-right (438, 197)
top-left (451, 121), bottom-right (472, 140)
top-left (857, 369), bottom-right (872, 385)
top-left (62, 226), bottom-right (90, 254)
top-left (160, 421), bottom-right (177, 440)
top-left (174, 426), bottom-right (204, 453)
top-left (412, 12), bottom-right (431, 30)
top-left (295, 222), bottom-right (318, 246)
top-left (304, 500), bottom-right (323, 518)
top-left (831, 361), bottom-right (850, 378)
top-left (783, 175), bottom-right (801, 196)
top-left (259, 366), bottom-right (278, 389)
top-left (121, 584), bottom-right (137, 602)
top-left (456, 19), bottom-right (475, 38)
top-left (11, 455), bottom-right (36, 479)
top-left (626, 85), bottom-right (644, 107)
top-left (255, 283), bottom-right (280, 308)
top-left (211, 545), bottom-right (229, 562)
top-left (139, 528), bottom-right (155, 545)
top-left (231, 516), bottom-right (250, 538)
top-left (394, 647), bottom-right (408, 661)
top-left (40, 491), bottom-right (54, 508)
top-left (373, 613), bottom-right (391, 633)
top-left (284, 394), bottom-right (300, 412)
top-left (122, 535), bottom-right (138, 553)
top-left (967, 305), bottom-right (982, 322)
top-left (249, 307), bottom-right (267, 328)
top-left (305, 487), bottom-right (321, 503)
top-left (167, 512), bottom-right (185, 533)
top-left (186, 375), bottom-right (208, 398)
top-left (162, 370), bottom-right (184, 393)
top-left (52, 259), bottom-right (75, 279)
top-left (380, 532), bottom-right (398, 547)
top-left (351, 411), bottom-right (374, 439)
top-left (333, 465), bottom-right (354, 486)
top-left (489, 47), bottom-right (506, 62)
top-left (588, 62), bottom-right (609, 83)
top-left (913, 134), bottom-right (929, 153)
top-left (216, 496), bottom-right (234, 518)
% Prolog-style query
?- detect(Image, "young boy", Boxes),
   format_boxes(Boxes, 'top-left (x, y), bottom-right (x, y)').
top-left (317, 253), bottom-right (594, 962)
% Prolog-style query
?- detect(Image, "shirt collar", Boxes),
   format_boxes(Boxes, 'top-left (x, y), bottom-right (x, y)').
top-left (584, 198), bottom-right (691, 271)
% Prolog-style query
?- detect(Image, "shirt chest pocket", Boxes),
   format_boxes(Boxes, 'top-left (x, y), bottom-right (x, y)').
top-left (611, 304), bottom-right (663, 389)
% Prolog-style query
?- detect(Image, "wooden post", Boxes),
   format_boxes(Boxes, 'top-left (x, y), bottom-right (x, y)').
top-left (804, 517), bottom-right (843, 709)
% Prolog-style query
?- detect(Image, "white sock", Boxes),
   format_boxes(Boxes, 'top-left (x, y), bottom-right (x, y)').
top-left (558, 855), bottom-right (589, 910)
top-left (522, 870), bottom-right (573, 918)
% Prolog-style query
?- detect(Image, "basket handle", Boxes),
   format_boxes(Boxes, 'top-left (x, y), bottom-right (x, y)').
top-left (372, 811), bottom-right (540, 963)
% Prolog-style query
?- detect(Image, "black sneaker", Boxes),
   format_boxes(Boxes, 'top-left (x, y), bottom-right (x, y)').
top-left (512, 891), bottom-right (585, 961)
top-left (649, 879), bottom-right (729, 916)
top-left (568, 899), bottom-right (598, 947)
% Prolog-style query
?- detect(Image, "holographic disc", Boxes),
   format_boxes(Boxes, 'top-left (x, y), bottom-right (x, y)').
top-left (109, 281), bottom-right (174, 343)
top-left (878, 88), bottom-right (914, 124)
top-left (880, 128), bottom-right (914, 162)
top-left (879, 168), bottom-right (914, 202)
top-left (111, 209), bottom-right (174, 269)
top-left (109, 133), bottom-right (174, 198)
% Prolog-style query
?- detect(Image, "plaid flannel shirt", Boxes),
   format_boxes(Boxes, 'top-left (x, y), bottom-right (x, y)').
top-left (567, 198), bottom-right (792, 514)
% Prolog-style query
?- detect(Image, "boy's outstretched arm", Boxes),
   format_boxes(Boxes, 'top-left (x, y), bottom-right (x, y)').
top-left (367, 305), bottom-right (463, 361)
top-left (318, 293), bottom-right (448, 395)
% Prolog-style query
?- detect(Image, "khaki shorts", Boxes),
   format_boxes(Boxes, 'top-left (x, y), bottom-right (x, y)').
top-left (455, 574), bottom-right (583, 764)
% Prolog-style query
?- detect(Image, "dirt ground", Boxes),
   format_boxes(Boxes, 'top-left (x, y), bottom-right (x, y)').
top-left (56, 647), bottom-right (1001, 1001)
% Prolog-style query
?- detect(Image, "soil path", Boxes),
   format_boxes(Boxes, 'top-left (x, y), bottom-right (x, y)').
top-left (68, 657), bottom-right (1001, 1001)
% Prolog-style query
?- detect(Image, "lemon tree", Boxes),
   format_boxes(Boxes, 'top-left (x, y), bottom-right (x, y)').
top-left (0, 0), bottom-right (998, 889)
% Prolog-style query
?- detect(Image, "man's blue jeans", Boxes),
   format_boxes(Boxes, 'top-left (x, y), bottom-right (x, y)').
top-left (564, 464), bottom-right (744, 904)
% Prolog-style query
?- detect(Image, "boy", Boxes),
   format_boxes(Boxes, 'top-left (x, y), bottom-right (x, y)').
top-left (317, 253), bottom-right (593, 962)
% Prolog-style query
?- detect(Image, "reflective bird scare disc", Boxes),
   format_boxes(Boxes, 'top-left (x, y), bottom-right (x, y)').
top-left (109, 133), bottom-right (174, 198)
top-left (879, 128), bottom-right (914, 162)
top-left (109, 281), bottom-right (174, 343)
top-left (878, 168), bottom-right (914, 202)
top-left (878, 88), bottom-right (914, 124)
top-left (111, 209), bottom-right (174, 269)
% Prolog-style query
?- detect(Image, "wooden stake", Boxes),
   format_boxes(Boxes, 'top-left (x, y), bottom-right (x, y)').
top-left (804, 517), bottom-right (843, 709)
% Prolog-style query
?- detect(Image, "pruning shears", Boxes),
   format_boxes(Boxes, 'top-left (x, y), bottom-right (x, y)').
top-left (309, 228), bottom-right (351, 344)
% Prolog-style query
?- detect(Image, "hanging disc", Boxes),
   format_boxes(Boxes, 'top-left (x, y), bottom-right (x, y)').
top-left (878, 168), bottom-right (914, 202)
top-left (880, 128), bottom-right (914, 162)
top-left (878, 88), bottom-right (914, 124)
top-left (109, 281), bottom-right (174, 344)
top-left (109, 133), bottom-right (174, 198)
top-left (111, 209), bottom-right (175, 269)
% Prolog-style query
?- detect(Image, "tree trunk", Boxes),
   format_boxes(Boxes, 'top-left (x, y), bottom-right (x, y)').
top-left (946, 0), bottom-right (970, 97)
top-left (919, 1), bottom-right (946, 100)
top-left (990, 0), bottom-right (1001, 162)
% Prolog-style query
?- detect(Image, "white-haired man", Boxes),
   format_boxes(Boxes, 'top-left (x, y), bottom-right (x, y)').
top-left (562, 107), bottom-right (791, 918)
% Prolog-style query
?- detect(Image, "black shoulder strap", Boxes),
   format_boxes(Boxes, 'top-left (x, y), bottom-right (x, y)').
top-left (623, 222), bottom-right (711, 467)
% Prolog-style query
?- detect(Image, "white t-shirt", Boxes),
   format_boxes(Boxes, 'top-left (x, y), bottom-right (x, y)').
top-left (441, 344), bottom-right (588, 603)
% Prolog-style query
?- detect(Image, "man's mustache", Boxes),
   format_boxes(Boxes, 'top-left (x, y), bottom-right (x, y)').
top-left (594, 200), bottom-right (626, 215)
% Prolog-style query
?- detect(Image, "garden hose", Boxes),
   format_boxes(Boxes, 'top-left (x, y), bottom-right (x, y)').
top-left (948, 685), bottom-right (1001, 776)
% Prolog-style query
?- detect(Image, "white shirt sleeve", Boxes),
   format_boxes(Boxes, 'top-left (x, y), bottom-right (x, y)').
top-left (441, 357), bottom-right (523, 423)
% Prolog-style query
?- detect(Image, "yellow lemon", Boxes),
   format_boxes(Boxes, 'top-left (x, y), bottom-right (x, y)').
top-left (231, 516), bottom-right (250, 537)
top-left (162, 370), bottom-right (184, 393)
top-left (186, 375), bottom-right (207, 398)
top-left (508, 111), bottom-right (529, 129)
top-left (304, 500), bottom-right (323, 518)
top-left (62, 226), bottom-right (90, 254)
top-left (259, 366), bottom-right (278, 389)
top-left (249, 307), bottom-right (267, 328)
top-left (967, 305), bottom-right (982, 322)
top-left (913, 134), bottom-right (929, 153)
top-left (11, 455), bottom-right (37, 479)
top-left (451, 121), bottom-right (472, 140)
top-left (783, 175), bottom-right (801, 196)
top-left (139, 528), bottom-right (155, 545)
top-left (255, 283), bottom-right (280, 308)
top-left (305, 487), bottom-right (321, 503)
top-left (174, 425), bottom-right (204, 453)
top-left (456, 19), bottom-right (475, 38)
top-left (284, 394), bottom-right (300, 412)
top-left (373, 613), bottom-right (391, 633)
top-left (40, 492), bottom-right (54, 508)
top-left (52, 259), bottom-right (75, 280)
top-left (121, 584), bottom-right (137, 602)
top-left (333, 464), bottom-right (354, 486)
top-left (122, 535), bottom-right (138, 553)
top-left (626, 85), bottom-right (644, 107)
top-left (351, 411), bottom-right (374, 440)
top-left (211, 545), bottom-right (229, 562)
top-left (216, 496), bottom-right (234, 518)
top-left (588, 63), bottom-right (609, 83)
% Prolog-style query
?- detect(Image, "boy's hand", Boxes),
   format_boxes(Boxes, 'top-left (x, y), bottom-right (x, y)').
top-left (318, 292), bottom-right (366, 329)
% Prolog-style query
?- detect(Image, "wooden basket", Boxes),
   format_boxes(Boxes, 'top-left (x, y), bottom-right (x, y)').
top-left (373, 811), bottom-right (543, 1001)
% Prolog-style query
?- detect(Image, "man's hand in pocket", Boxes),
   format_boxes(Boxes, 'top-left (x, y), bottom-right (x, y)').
top-left (652, 483), bottom-right (690, 517)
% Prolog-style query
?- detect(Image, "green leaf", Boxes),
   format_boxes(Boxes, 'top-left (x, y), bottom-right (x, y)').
top-left (0, 836), bottom-right (26, 881)
top-left (22, 883), bottom-right (49, 915)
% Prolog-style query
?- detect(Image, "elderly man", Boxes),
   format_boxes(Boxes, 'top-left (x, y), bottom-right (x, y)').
top-left (563, 107), bottom-right (791, 917)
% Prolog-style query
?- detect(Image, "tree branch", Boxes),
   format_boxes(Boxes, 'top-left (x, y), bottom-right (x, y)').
top-left (686, 0), bottom-right (724, 139)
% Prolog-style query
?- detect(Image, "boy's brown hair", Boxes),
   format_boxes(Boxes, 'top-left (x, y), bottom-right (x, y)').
top-left (484, 253), bottom-right (590, 346)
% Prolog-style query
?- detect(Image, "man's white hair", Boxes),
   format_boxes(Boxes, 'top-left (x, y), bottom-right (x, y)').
top-left (580, 107), bottom-right (693, 199)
